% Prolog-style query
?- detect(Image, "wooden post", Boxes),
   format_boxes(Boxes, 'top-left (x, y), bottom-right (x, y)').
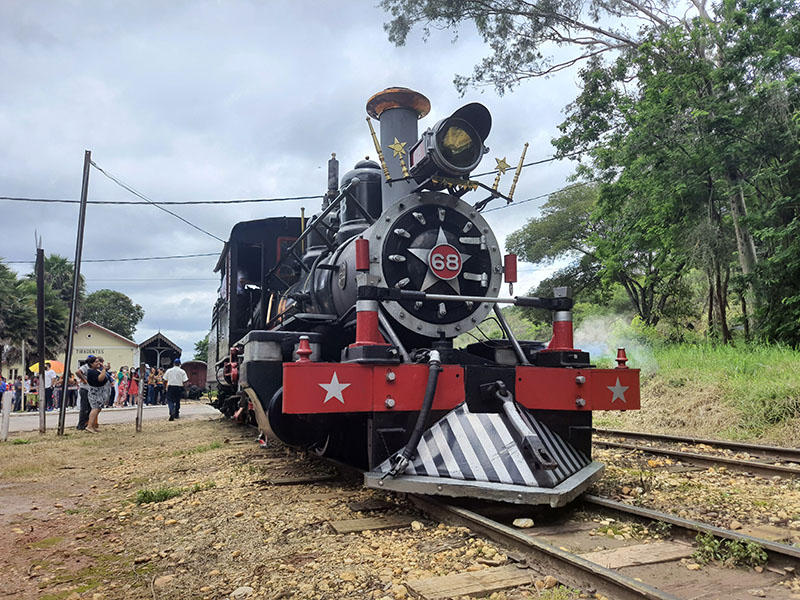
top-left (135, 361), bottom-right (145, 433)
top-left (36, 247), bottom-right (46, 434)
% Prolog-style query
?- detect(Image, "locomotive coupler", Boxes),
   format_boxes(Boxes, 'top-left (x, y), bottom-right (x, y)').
top-left (492, 381), bottom-right (559, 473)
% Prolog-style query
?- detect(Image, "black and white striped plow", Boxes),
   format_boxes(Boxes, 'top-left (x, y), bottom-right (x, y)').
top-left (365, 403), bottom-right (604, 507)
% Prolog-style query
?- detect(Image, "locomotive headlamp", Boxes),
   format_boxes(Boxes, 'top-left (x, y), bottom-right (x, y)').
top-left (409, 102), bottom-right (491, 181)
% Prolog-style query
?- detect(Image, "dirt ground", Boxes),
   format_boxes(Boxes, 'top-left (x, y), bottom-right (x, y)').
top-left (1, 414), bottom-right (572, 600)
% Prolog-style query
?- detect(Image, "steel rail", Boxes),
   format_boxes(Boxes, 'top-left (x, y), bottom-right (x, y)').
top-left (583, 495), bottom-right (800, 566)
top-left (594, 439), bottom-right (800, 478)
top-left (410, 494), bottom-right (680, 600)
top-left (594, 428), bottom-right (800, 464)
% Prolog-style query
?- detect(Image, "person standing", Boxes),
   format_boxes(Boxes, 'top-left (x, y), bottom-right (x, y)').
top-left (44, 362), bottom-right (57, 410)
top-left (128, 368), bottom-right (139, 405)
top-left (13, 376), bottom-right (23, 412)
top-left (155, 369), bottom-right (165, 405)
top-left (164, 359), bottom-right (188, 421)
top-left (146, 367), bottom-right (156, 405)
top-left (85, 356), bottom-right (110, 433)
top-left (67, 373), bottom-right (78, 408)
top-left (75, 356), bottom-right (95, 430)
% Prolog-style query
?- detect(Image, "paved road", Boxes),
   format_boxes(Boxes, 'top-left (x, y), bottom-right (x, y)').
top-left (3, 401), bottom-right (219, 433)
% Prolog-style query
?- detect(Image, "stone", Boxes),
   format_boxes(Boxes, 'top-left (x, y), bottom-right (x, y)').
top-left (730, 521), bottom-right (743, 530)
top-left (234, 511), bottom-right (245, 518)
top-left (512, 518), bottom-right (534, 528)
top-left (340, 571), bottom-right (356, 582)
top-left (133, 556), bottom-right (151, 564)
top-left (686, 563), bottom-right (701, 571)
top-left (789, 521), bottom-right (800, 530)
top-left (542, 575), bottom-right (558, 589)
top-left (154, 575), bottom-right (175, 587)
top-left (230, 586), bottom-right (254, 599)
top-left (411, 520), bottom-right (424, 531)
top-left (208, 569), bottom-right (221, 576)
top-left (747, 590), bottom-right (766, 597)
top-left (165, 519), bottom-right (178, 526)
top-left (621, 486), bottom-right (632, 495)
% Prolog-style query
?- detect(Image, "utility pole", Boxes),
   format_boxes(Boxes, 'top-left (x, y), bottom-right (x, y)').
top-left (36, 246), bottom-right (46, 434)
top-left (58, 150), bottom-right (91, 436)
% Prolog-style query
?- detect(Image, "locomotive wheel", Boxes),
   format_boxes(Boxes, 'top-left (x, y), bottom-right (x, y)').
top-left (265, 387), bottom-right (326, 448)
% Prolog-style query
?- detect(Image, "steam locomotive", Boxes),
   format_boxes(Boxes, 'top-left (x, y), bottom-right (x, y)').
top-left (208, 88), bottom-right (639, 506)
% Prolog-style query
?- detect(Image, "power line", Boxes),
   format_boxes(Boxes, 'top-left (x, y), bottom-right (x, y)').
top-left (0, 194), bottom-right (323, 205)
top-left (89, 161), bottom-right (226, 243)
top-left (4, 252), bottom-right (219, 265)
top-left (472, 151), bottom-right (582, 178)
top-left (86, 278), bottom-right (218, 282)
top-left (1, 151), bottom-right (577, 207)
top-left (482, 190), bottom-right (553, 213)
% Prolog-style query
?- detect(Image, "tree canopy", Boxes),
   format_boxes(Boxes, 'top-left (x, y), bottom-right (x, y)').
top-left (385, 0), bottom-right (800, 344)
top-left (83, 289), bottom-right (144, 340)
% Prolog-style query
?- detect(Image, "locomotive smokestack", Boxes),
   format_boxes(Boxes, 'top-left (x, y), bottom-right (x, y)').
top-left (366, 87), bottom-right (431, 208)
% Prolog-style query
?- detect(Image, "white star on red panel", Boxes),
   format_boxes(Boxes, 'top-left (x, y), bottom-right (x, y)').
top-left (607, 378), bottom-right (629, 403)
top-left (319, 372), bottom-right (350, 404)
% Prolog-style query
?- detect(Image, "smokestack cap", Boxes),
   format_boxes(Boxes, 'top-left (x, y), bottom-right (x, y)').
top-left (367, 87), bottom-right (431, 120)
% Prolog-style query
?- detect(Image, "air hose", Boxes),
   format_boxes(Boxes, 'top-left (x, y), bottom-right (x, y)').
top-left (388, 350), bottom-right (441, 477)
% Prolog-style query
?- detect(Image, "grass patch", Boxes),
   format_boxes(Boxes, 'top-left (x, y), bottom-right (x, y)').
top-left (11, 438), bottom-right (31, 445)
top-left (29, 537), bottom-right (63, 549)
top-left (694, 532), bottom-right (767, 567)
top-left (134, 486), bottom-right (183, 505)
top-left (175, 440), bottom-right (223, 456)
top-left (190, 481), bottom-right (216, 493)
top-left (595, 342), bottom-right (800, 443)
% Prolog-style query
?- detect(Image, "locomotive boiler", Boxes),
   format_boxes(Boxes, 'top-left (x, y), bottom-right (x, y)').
top-left (208, 87), bottom-right (640, 506)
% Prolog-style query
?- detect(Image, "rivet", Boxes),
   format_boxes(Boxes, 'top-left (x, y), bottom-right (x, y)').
top-left (575, 375), bottom-right (586, 385)
top-left (575, 397), bottom-right (586, 408)
top-left (399, 311), bottom-right (405, 319)
top-left (437, 485), bottom-right (443, 491)
top-left (385, 397), bottom-right (396, 409)
top-left (386, 371), bottom-right (396, 382)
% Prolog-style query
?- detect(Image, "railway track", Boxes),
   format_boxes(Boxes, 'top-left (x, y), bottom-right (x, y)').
top-left (224, 421), bottom-right (800, 599)
top-left (594, 428), bottom-right (800, 479)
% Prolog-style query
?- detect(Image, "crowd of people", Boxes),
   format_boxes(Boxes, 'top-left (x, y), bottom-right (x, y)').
top-left (0, 357), bottom-right (190, 431)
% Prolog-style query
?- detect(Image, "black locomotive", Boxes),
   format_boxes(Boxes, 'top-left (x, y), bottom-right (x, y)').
top-left (208, 87), bottom-right (639, 506)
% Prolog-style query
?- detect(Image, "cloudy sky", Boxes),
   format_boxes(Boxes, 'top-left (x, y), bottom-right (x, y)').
top-left (1, 0), bottom-right (583, 355)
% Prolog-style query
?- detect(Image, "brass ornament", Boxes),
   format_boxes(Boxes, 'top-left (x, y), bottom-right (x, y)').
top-left (366, 117), bottom-right (391, 182)
top-left (492, 157), bottom-right (511, 190)
top-left (387, 137), bottom-right (410, 177)
top-left (508, 143), bottom-right (529, 201)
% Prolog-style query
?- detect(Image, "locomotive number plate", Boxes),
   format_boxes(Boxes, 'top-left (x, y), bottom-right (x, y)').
top-left (428, 244), bottom-right (462, 280)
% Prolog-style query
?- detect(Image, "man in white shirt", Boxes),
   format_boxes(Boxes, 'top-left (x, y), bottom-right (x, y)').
top-left (44, 362), bottom-right (57, 411)
top-left (164, 358), bottom-right (189, 421)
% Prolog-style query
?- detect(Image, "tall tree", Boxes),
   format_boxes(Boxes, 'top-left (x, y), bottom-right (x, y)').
top-left (83, 289), bottom-right (144, 340)
top-left (194, 335), bottom-right (209, 362)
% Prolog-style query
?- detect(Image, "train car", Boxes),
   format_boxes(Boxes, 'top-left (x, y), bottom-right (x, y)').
top-left (209, 88), bottom-right (640, 506)
top-left (181, 360), bottom-right (208, 399)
